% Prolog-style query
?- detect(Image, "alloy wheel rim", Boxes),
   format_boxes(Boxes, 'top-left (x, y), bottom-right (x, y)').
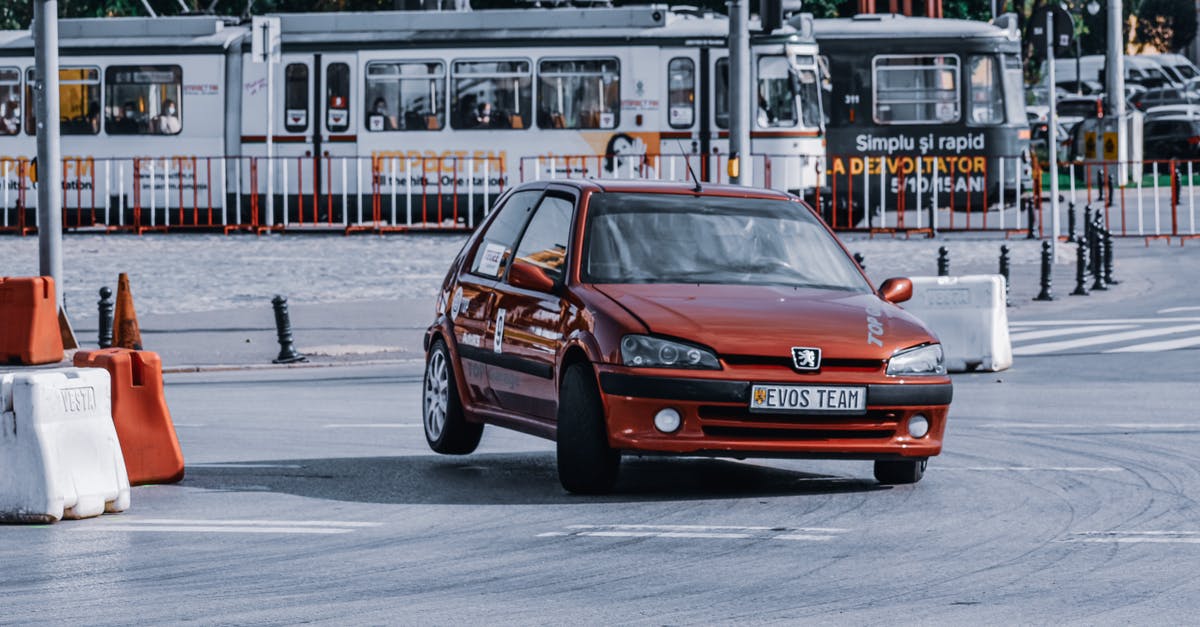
top-left (424, 350), bottom-right (448, 441)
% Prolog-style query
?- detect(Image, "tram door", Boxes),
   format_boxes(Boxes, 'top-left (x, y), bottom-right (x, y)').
top-left (660, 47), bottom-right (704, 183)
top-left (273, 53), bottom-right (357, 225)
top-left (705, 52), bottom-right (734, 183)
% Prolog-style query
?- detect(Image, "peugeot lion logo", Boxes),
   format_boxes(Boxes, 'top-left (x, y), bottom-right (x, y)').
top-left (791, 347), bottom-right (821, 371)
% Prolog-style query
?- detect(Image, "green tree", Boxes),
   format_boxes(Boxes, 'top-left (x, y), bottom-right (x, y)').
top-left (1135, 0), bottom-right (1197, 52)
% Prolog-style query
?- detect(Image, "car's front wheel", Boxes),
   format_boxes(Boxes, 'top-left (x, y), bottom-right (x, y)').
top-left (556, 364), bottom-right (620, 494)
top-left (423, 339), bottom-right (483, 455)
top-left (874, 458), bottom-right (927, 485)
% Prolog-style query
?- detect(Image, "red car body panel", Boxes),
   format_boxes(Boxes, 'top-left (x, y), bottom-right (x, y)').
top-left (426, 180), bottom-right (951, 461)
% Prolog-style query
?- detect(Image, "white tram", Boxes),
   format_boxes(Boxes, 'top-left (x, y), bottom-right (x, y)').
top-left (0, 6), bottom-right (825, 231)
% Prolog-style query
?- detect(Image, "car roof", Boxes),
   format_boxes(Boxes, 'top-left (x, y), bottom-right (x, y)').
top-left (515, 178), bottom-right (796, 200)
top-left (1145, 115), bottom-right (1200, 123)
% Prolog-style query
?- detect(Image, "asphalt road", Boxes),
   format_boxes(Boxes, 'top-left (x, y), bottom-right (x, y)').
top-left (3, 242), bottom-right (1199, 624)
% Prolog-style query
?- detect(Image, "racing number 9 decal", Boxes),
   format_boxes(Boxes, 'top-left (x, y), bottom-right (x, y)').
top-left (494, 308), bottom-right (506, 354)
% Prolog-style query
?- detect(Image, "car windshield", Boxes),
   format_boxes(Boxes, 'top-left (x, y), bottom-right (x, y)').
top-left (583, 192), bottom-right (870, 291)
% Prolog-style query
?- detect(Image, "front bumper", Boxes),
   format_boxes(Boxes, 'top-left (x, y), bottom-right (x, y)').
top-left (597, 370), bottom-right (951, 459)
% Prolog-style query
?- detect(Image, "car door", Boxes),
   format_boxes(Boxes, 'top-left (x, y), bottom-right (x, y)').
top-left (488, 189), bottom-right (576, 420)
top-left (451, 188), bottom-right (544, 407)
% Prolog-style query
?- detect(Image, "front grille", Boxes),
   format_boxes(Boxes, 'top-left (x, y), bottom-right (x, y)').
top-left (721, 354), bottom-right (883, 372)
top-left (701, 426), bottom-right (895, 440)
top-left (696, 406), bottom-right (899, 441)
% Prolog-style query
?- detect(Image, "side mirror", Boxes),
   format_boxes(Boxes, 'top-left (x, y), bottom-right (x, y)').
top-left (509, 260), bottom-right (557, 294)
top-left (879, 277), bottom-right (913, 304)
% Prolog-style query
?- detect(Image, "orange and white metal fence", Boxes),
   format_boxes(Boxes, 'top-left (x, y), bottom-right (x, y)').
top-left (0, 154), bottom-right (506, 235)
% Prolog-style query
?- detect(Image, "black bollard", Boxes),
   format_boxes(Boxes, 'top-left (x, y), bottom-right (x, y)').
top-left (937, 246), bottom-right (950, 276)
top-left (1097, 169), bottom-right (1105, 202)
top-left (1066, 202), bottom-right (1077, 243)
top-left (998, 245), bottom-right (1011, 307)
top-left (1070, 240), bottom-right (1089, 296)
top-left (1034, 241), bottom-right (1054, 301)
top-left (853, 252), bottom-right (865, 269)
top-left (1026, 197), bottom-right (1037, 239)
top-left (1103, 228), bottom-right (1118, 285)
top-left (1106, 173), bottom-right (1115, 208)
top-left (271, 295), bottom-right (307, 364)
top-left (1090, 226), bottom-right (1108, 292)
top-left (97, 286), bottom-right (114, 348)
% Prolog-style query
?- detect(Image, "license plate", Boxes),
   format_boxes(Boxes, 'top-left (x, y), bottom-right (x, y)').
top-left (750, 384), bottom-right (867, 414)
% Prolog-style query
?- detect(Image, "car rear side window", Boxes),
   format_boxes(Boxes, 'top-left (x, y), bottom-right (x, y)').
top-left (470, 189), bottom-right (542, 278)
top-left (513, 194), bottom-right (573, 282)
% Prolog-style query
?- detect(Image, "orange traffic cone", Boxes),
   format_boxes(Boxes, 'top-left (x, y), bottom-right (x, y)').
top-left (112, 273), bottom-right (143, 351)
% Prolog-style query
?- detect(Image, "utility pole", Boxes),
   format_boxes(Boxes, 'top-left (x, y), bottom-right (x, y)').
top-left (1046, 10), bottom-right (1061, 259)
top-left (33, 0), bottom-right (64, 307)
top-left (1106, 0), bottom-right (1126, 183)
top-left (728, 0), bottom-right (752, 185)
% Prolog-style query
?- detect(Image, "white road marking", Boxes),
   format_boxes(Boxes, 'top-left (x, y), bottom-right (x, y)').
top-left (186, 463), bottom-right (305, 469)
top-left (1157, 307), bottom-right (1200, 314)
top-left (72, 525), bottom-right (353, 535)
top-left (979, 422), bottom-right (1197, 430)
top-left (1009, 317), bottom-right (1200, 326)
top-left (1012, 324), bottom-right (1200, 355)
top-left (1105, 335), bottom-right (1200, 352)
top-left (108, 519), bottom-right (382, 527)
top-left (1008, 324), bottom-right (1137, 342)
top-left (941, 466), bottom-right (1125, 472)
top-left (322, 423), bottom-right (422, 428)
top-left (544, 524), bottom-right (849, 541)
top-left (70, 518), bottom-right (382, 535)
top-left (1065, 531), bottom-right (1200, 545)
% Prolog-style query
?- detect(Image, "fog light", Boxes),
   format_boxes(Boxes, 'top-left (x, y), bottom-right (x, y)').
top-left (907, 414), bottom-right (930, 438)
top-left (654, 408), bottom-right (682, 433)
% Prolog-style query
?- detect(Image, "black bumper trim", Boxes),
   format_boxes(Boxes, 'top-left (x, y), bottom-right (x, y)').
top-left (598, 373), bottom-right (951, 406)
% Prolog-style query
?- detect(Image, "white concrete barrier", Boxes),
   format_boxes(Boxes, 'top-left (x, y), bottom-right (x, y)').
top-left (0, 368), bottom-right (131, 522)
top-left (903, 275), bottom-right (1013, 373)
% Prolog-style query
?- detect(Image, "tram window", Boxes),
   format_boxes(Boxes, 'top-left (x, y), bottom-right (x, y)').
top-left (757, 56), bottom-right (797, 128)
top-left (451, 60), bottom-right (531, 130)
top-left (967, 56), bottom-right (1003, 126)
top-left (326, 63), bottom-right (350, 133)
top-left (284, 63), bottom-right (309, 133)
top-left (364, 61), bottom-right (445, 132)
top-left (104, 65), bottom-right (182, 136)
top-left (26, 67), bottom-right (101, 135)
top-left (715, 58), bottom-right (729, 129)
top-left (1002, 54), bottom-right (1028, 125)
top-left (667, 58), bottom-right (695, 129)
top-left (873, 55), bottom-right (960, 125)
top-left (0, 67), bottom-right (18, 136)
top-left (537, 58), bottom-right (619, 130)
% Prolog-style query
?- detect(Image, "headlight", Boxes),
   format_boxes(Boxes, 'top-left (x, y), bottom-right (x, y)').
top-left (620, 335), bottom-right (721, 369)
top-left (886, 344), bottom-right (946, 376)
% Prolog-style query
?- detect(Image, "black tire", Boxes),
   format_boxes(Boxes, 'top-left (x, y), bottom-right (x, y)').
top-left (556, 363), bottom-right (620, 494)
top-left (874, 458), bottom-right (927, 485)
top-left (423, 339), bottom-right (483, 455)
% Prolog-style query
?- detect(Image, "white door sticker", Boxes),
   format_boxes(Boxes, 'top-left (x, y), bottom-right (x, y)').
top-left (494, 308), bottom-right (506, 354)
top-left (479, 242), bottom-right (507, 277)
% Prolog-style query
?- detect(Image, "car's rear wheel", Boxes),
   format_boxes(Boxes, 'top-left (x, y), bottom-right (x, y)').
top-left (556, 363), bottom-right (620, 494)
top-left (874, 458), bottom-right (927, 485)
top-left (423, 339), bottom-right (483, 455)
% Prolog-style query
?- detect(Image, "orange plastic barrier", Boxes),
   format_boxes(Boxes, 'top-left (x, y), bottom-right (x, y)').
top-left (0, 276), bottom-right (65, 365)
top-left (73, 348), bottom-right (185, 485)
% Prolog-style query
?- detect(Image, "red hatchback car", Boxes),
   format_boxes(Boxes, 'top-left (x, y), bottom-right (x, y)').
top-left (424, 180), bottom-right (951, 494)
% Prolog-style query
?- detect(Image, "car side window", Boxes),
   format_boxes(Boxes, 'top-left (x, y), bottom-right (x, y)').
top-left (469, 190), bottom-right (542, 278)
top-left (512, 194), bottom-right (574, 283)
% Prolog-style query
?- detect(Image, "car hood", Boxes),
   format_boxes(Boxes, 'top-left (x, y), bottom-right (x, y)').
top-left (595, 283), bottom-right (935, 361)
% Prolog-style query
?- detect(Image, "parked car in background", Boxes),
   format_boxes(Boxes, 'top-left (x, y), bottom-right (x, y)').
top-left (1130, 86), bottom-right (1200, 111)
top-left (1142, 116), bottom-right (1200, 160)
top-left (1055, 95), bottom-right (1104, 131)
top-left (1053, 55), bottom-right (1180, 91)
top-left (1145, 53), bottom-right (1200, 85)
top-left (1144, 104), bottom-right (1200, 120)
top-left (1031, 119), bottom-right (1070, 163)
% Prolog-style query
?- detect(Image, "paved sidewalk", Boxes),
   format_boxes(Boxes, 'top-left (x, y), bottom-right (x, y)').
top-left (5, 233), bottom-right (1195, 371)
